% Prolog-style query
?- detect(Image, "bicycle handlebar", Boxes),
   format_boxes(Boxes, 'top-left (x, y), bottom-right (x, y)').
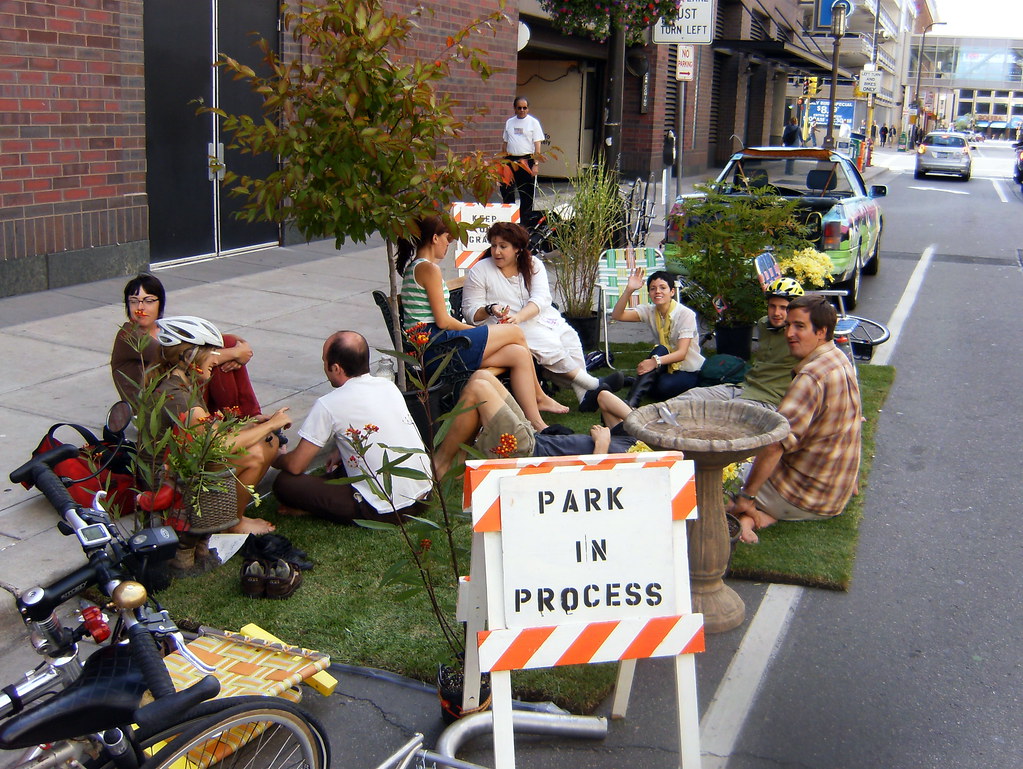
top-left (9, 444), bottom-right (81, 521)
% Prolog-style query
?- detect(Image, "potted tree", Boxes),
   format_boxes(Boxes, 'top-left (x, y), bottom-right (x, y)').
top-left (667, 182), bottom-right (815, 359)
top-left (548, 161), bottom-right (623, 350)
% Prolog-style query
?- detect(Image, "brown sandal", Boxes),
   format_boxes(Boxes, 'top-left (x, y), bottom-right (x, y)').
top-left (265, 559), bottom-right (303, 600)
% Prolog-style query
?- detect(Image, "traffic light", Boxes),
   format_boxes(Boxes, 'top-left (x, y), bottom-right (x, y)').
top-left (808, 77), bottom-right (819, 97)
top-left (802, 78), bottom-right (809, 95)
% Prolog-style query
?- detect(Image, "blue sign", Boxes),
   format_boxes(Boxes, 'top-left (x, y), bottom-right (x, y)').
top-left (815, 0), bottom-right (854, 30)
top-left (807, 99), bottom-right (854, 127)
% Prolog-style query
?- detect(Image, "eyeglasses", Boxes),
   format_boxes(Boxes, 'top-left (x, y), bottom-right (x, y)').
top-left (128, 297), bottom-right (159, 307)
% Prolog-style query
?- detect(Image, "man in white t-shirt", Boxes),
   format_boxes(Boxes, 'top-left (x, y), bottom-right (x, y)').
top-left (272, 331), bottom-right (431, 523)
top-left (500, 96), bottom-right (544, 220)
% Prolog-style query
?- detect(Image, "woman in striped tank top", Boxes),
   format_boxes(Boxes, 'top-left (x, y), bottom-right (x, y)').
top-left (398, 215), bottom-right (567, 431)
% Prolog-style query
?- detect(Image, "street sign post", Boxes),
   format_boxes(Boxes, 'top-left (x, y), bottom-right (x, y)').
top-left (859, 70), bottom-right (882, 94)
top-left (653, 0), bottom-right (716, 45)
top-left (675, 44), bottom-right (695, 81)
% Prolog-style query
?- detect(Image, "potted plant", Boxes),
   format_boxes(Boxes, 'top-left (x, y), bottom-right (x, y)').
top-left (548, 161), bottom-right (624, 349)
top-left (667, 182), bottom-right (815, 358)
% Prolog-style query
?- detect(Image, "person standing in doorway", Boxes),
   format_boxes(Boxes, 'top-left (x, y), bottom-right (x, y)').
top-left (500, 97), bottom-right (544, 221)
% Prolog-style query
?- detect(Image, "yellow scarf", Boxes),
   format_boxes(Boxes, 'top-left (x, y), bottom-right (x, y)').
top-left (654, 301), bottom-right (681, 373)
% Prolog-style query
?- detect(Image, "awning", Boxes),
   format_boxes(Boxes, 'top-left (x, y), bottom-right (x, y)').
top-left (1010, 117), bottom-right (1023, 128)
top-left (975, 121), bottom-right (990, 128)
top-left (989, 121), bottom-right (1007, 129)
top-left (713, 38), bottom-right (853, 78)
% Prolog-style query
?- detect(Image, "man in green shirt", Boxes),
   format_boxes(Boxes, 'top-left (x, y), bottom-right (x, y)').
top-left (671, 277), bottom-right (802, 410)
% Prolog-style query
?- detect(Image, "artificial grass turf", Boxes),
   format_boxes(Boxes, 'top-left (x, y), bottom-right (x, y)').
top-left (155, 344), bottom-right (892, 713)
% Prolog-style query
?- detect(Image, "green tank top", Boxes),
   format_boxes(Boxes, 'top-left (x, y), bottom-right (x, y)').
top-left (401, 258), bottom-right (447, 328)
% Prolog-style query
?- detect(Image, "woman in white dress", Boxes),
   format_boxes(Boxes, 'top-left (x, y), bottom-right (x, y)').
top-left (462, 222), bottom-right (623, 411)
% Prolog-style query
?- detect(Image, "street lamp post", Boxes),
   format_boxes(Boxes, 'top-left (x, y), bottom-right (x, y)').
top-left (822, 1), bottom-right (849, 150)
top-left (912, 21), bottom-right (946, 143)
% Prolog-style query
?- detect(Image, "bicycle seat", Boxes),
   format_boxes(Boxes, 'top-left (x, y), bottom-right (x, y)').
top-left (0, 644), bottom-right (148, 750)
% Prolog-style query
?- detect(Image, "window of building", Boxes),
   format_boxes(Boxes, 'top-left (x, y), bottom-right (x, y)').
top-left (960, 89), bottom-right (974, 99)
top-left (995, 90), bottom-right (1010, 98)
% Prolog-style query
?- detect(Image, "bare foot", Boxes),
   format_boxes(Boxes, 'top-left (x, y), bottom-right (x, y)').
top-left (530, 419), bottom-right (550, 432)
top-left (538, 396), bottom-right (569, 415)
top-left (226, 516), bottom-right (276, 535)
top-left (738, 514), bottom-right (759, 544)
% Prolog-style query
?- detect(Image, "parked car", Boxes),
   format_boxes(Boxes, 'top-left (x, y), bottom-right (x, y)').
top-left (915, 131), bottom-right (972, 180)
top-left (694, 147), bottom-right (886, 309)
top-left (1012, 141), bottom-right (1023, 190)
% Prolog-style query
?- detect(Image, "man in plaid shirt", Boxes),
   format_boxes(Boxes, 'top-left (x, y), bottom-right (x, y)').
top-left (728, 294), bottom-right (862, 544)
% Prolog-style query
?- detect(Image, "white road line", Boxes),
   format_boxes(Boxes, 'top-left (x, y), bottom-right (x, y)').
top-left (871, 244), bottom-right (935, 366)
top-left (992, 179), bottom-right (1010, 203)
top-left (699, 584), bottom-right (803, 768)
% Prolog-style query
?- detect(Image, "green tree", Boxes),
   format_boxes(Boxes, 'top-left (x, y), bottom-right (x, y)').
top-left (209, 0), bottom-right (506, 357)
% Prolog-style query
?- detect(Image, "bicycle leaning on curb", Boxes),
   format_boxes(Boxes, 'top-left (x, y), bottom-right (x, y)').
top-left (1, 443), bottom-right (330, 769)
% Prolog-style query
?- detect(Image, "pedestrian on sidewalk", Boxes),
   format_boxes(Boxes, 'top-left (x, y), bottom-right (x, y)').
top-left (499, 96), bottom-right (544, 221)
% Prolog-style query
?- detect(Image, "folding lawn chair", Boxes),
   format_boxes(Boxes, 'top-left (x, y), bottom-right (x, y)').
top-left (596, 247), bottom-right (664, 364)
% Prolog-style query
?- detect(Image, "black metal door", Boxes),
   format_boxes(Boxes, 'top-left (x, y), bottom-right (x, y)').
top-left (216, 0), bottom-right (279, 253)
top-left (144, 0), bottom-right (279, 262)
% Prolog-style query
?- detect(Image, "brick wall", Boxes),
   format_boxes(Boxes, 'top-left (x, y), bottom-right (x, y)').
top-left (0, 0), bottom-right (147, 295)
top-left (385, 0), bottom-right (517, 158)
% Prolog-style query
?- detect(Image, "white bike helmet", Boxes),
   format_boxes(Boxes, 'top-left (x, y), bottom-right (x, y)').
top-left (156, 316), bottom-right (224, 348)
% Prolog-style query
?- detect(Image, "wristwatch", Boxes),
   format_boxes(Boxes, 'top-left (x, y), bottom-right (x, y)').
top-left (738, 490), bottom-right (758, 502)
top-left (653, 354), bottom-right (662, 367)
top-left (485, 303), bottom-right (497, 317)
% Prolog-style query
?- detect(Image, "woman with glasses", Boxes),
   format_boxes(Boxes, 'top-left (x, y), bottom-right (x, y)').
top-left (110, 273), bottom-right (261, 418)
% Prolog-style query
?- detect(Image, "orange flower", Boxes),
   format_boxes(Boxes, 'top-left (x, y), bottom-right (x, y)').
top-left (492, 433), bottom-right (518, 459)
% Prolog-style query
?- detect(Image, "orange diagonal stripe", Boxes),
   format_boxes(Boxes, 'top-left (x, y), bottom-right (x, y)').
top-left (673, 476), bottom-right (697, 520)
top-left (555, 621), bottom-right (619, 666)
top-left (491, 627), bottom-right (557, 671)
top-left (681, 625), bottom-right (705, 655)
top-left (473, 497), bottom-right (502, 532)
top-left (621, 616), bottom-right (680, 659)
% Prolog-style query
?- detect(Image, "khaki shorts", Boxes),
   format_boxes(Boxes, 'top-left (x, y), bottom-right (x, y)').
top-left (738, 464), bottom-right (833, 521)
top-left (476, 394), bottom-right (536, 458)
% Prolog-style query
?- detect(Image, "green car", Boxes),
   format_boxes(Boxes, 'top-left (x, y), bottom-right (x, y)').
top-left (711, 147), bottom-right (887, 310)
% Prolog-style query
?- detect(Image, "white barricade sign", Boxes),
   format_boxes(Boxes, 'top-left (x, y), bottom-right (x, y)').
top-left (451, 202), bottom-right (520, 273)
top-left (460, 452), bottom-right (704, 769)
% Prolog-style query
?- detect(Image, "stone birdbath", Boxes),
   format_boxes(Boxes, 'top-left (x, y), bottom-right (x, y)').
top-left (624, 400), bottom-right (789, 633)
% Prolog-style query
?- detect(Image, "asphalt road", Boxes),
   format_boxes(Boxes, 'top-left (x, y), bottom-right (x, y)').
top-left (726, 140), bottom-right (1023, 768)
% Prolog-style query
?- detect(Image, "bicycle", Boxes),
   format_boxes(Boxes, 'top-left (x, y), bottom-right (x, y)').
top-left (622, 175), bottom-right (655, 248)
top-left (1, 442), bottom-right (331, 769)
top-left (814, 289), bottom-right (891, 367)
top-left (3, 432), bottom-right (491, 769)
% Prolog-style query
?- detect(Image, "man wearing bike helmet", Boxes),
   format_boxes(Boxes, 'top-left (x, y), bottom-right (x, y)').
top-left (673, 276), bottom-right (802, 410)
top-left (728, 294), bottom-right (861, 543)
top-left (272, 331), bottom-right (432, 523)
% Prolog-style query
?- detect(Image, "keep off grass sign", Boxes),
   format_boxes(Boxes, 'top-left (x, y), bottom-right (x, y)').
top-left (450, 202), bottom-right (519, 272)
top-left (461, 452), bottom-right (704, 769)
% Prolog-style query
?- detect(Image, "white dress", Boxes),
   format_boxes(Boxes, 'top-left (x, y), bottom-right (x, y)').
top-left (462, 256), bottom-right (584, 376)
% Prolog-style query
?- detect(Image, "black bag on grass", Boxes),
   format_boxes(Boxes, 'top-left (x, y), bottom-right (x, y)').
top-left (698, 354), bottom-right (750, 387)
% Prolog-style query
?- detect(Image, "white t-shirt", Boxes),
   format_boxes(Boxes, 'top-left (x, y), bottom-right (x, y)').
top-left (634, 303), bottom-right (705, 372)
top-left (297, 374), bottom-right (432, 513)
top-left (503, 114), bottom-right (544, 156)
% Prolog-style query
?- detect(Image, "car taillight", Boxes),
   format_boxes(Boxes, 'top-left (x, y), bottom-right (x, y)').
top-left (822, 221), bottom-right (842, 251)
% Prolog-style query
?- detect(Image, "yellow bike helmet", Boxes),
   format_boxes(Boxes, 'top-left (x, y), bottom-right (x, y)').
top-left (766, 277), bottom-right (804, 299)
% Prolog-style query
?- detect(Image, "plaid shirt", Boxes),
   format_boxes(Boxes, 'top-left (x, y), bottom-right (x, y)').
top-left (773, 341), bottom-right (861, 516)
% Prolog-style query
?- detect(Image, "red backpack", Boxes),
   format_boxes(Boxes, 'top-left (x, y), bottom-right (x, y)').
top-left (26, 423), bottom-right (137, 516)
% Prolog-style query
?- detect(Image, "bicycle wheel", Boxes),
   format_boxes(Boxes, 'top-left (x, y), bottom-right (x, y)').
top-left (140, 699), bottom-right (329, 769)
top-left (844, 315), bottom-right (890, 361)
